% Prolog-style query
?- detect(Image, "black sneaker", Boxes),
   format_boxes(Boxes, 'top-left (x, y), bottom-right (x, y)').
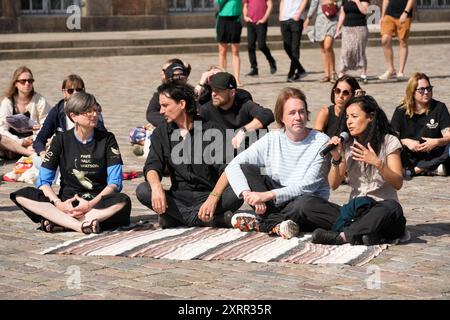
top-left (287, 73), bottom-right (300, 82)
top-left (246, 68), bottom-right (258, 76)
top-left (158, 214), bottom-right (181, 229)
top-left (269, 61), bottom-right (277, 74)
top-left (362, 234), bottom-right (382, 246)
top-left (311, 228), bottom-right (345, 245)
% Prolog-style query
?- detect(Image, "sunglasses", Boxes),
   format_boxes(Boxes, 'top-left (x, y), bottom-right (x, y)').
top-left (334, 87), bottom-right (351, 96)
top-left (64, 88), bottom-right (84, 94)
top-left (416, 86), bottom-right (433, 95)
top-left (16, 78), bottom-right (34, 85)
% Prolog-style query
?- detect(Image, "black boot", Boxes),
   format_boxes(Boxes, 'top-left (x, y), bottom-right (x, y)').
top-left (311, 228), bottom-right (345, 245)
top-left (269, 61), bottom-right (277, 74)
top-left (246, 68), bottom-right (258, 76)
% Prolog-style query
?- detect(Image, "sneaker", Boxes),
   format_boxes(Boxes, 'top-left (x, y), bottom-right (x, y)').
top-left (231, 213), bottom-right (259, 232)
top-left (403, 168), bottom-right (413, 180)
top-left (269, 61), bottom-right (277, 74)
top-left (158, 214), bottom-right (181, 229)
top-left (271, 220), bottom-right (299, 239)
top-left (246, 68), bottom-right (258, 77)
top-left (362, 233), bottom-right (383, 246)
top-left (360, 74), bottom-right (368, 84)
top-left (378, 70), bottom-right (395, 80)
top-left (287, 73), bottom-right (299, 83)
top-left (396, 72), bottom-right (405, 80)
top-left (311, 228), bottom-right (345, 245)
top-left (429, 164), bottom-right (447, 176)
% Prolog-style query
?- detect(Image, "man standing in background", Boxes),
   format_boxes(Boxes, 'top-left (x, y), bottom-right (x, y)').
top-left (279, 0), bottom-right (309, 82)
top-left (243, 0), bottom-right (277, 77)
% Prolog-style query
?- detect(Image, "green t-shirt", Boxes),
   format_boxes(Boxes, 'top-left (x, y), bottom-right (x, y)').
top-left (216, 0), bottom-right (242, 17)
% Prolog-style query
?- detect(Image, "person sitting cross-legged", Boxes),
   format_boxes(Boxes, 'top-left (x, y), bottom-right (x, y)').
top-left (225, 87), bottom-right (333, 239)
top-left (311, 95), bottom-right (407, 246)
top-left (10, 92), bottom-right (131, 234)
top-left (136, 83), bottom-right (243, 229)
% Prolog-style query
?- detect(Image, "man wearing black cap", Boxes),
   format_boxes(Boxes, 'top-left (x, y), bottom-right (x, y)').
top-left (146, 59), bottom-right (191, 127)
top-left (199, 72), bottom-right (274, 149)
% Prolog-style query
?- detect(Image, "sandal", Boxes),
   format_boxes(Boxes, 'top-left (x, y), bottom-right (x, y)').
top-left (320, 76), bottom-right (330, 83)
top-left (330, 73), bottom-right (337, 84)
top-left (40, 219), bottom-right (67, 233)
top-left (81, 219), bottom-right (101, 234)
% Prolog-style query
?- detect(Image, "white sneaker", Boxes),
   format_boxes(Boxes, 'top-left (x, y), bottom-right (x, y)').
top-left (378, 70), bottom-right (395, 80)
top-left (272, 220), bottom-right (299, 239)
top-left (396, 72), bottom-right (406, 80)
top-left (436, 164), bottom-right (447, 176)
top-left (360, 75), bottom-right (368, 84)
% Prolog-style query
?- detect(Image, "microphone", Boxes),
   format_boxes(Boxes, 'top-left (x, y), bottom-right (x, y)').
top-left (320, 132), bottom-right (350, 157)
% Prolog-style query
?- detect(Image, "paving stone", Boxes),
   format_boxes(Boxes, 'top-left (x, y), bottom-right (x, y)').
top-left (0, 36), bottom-right (449, 299)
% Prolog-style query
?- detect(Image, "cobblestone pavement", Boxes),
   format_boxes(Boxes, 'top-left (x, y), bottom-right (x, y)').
top-left (0, 41), bottom-right (449, 300)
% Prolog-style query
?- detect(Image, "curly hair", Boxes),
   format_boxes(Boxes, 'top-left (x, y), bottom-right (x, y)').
top-left (338, 95), bottom-right (396, 156)
top-left (157, 83), bottom-right (197, 118)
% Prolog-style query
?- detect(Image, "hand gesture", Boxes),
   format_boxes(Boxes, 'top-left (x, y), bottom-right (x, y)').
top-left (198, 195), bottom-right (219, 222)
top-left (231, 130), bottom-right (246, 149)
top-left (56, 196), bottom-right (77, 214)
top-left (242, 191), bottom-right (271, 215)
top-left (151, 187), bottom-right (167, 214)
top-left (68, 194), bottom-right (91, 218)
top-left (253, 202), bottom-right (267, 215)
top-left (351, 141), bottom-right (380, 167)
top-left (416, 137), bottom-right (439, 153)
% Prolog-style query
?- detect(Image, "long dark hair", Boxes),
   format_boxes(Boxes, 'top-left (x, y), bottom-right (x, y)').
top-left (338, 95), bottom-right (396, 156)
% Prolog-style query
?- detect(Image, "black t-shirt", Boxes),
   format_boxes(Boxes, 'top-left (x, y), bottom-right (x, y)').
top-left (144, 118), bottom-right (227, 192)
top-left (386, 0), bottom-right (413, 18)
top-left (199, 91), bottom-right (274, 130)
top-left (42, 128), bottom-right (123, 200)
top-left (343, 0), bottom-right (370, 27)
top-left (324, 105), bottom-right (341, 138)
top-left (146, 92), bottom-right (165, 127)
top-left (391, 99), bottom-right (450, 141)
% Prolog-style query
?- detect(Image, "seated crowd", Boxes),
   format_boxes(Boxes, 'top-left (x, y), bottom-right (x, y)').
top-left (1, 62), bottom-right (449, 245)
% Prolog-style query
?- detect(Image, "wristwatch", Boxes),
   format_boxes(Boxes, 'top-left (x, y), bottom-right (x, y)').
top-left (239, 126), bottom-right (247, 133)
top-left (404, 10), bottom-right (410, 14)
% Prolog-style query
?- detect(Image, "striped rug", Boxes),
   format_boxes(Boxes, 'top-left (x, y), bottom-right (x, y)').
top-left (42, 224), bottom-right (387, 266)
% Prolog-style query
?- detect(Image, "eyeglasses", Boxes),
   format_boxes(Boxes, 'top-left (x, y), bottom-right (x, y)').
top-left (64, 88), bottom-right (84, 94)
top-left (16, 78), bottom-right (34, 85)
top-left (80, 107), bottom-right (99, 117)
top-left (334, 87), bottom-right (351, 96)
top-left (416, 86), bottom-right (433, 95)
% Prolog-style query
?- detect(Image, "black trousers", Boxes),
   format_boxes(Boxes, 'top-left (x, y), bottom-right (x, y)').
top-left (247, 22), bottom-right (275, 69)
top-left (136, 182), bottom-right (243, 228)
top-left (300, 195), bottom-right (406, 244)
top-left (401, 144), bottom-right (450, 173)
top-left (10, 186), bottom-right (131, 230)
top-left (239, 164), bottom-right (338, 233)
top-left (280, 19), bottom-right (306, 77)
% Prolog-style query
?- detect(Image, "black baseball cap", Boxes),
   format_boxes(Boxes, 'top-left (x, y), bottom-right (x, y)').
top-left (164, 62), bottom-right (188, 80)
top-left (209, 72), bottom-right (237, 90)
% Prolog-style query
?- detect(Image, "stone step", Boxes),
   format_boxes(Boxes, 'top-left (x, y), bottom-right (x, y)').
top-left (1, 29), bottom-right (450, 50)
top-left (1, 34), bottom-right (450, 61)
